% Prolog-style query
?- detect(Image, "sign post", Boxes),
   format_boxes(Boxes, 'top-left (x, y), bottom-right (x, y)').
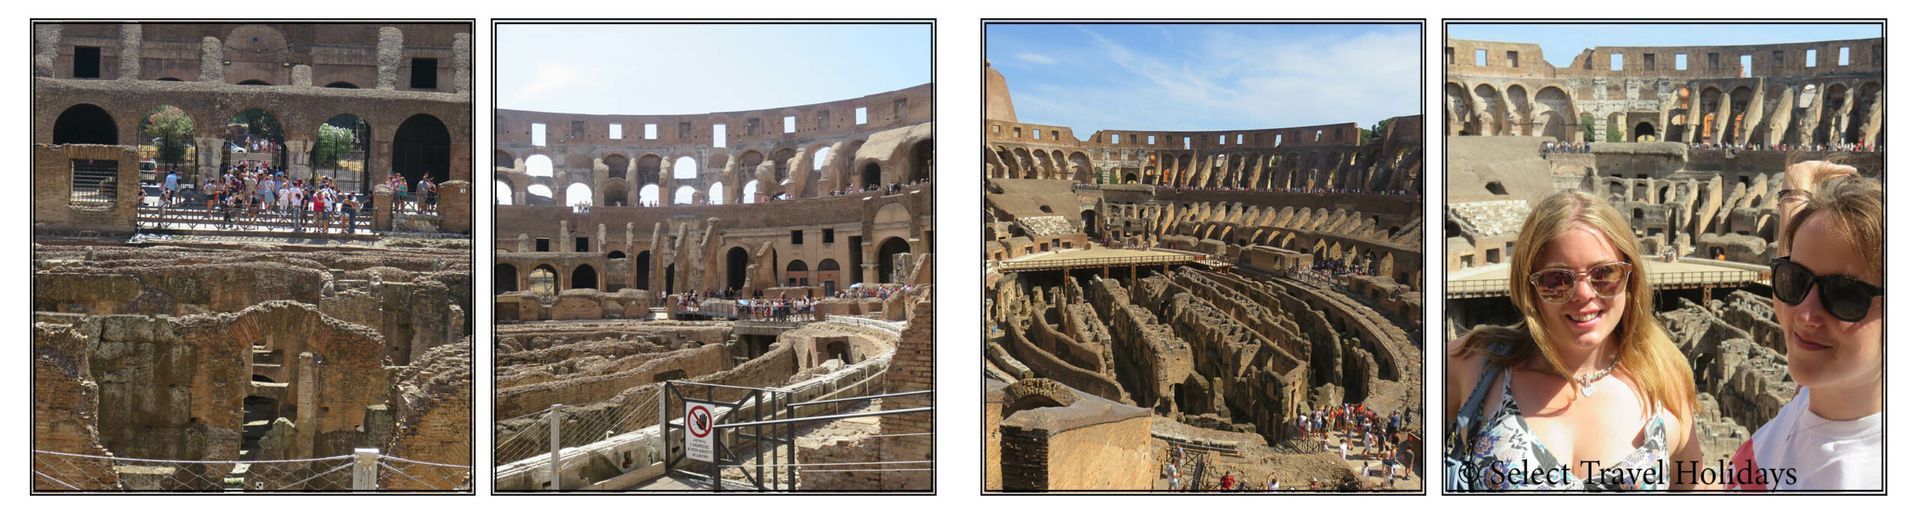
top-left (684, 401), bottom-right (716, 463)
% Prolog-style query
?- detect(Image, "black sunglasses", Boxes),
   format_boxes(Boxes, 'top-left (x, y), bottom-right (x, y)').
top-left (1770, 257), bottom-right (1884, 322)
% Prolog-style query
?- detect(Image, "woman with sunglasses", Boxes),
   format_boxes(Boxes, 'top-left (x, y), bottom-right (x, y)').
top-left (1728, 165), bottom-right (1883, 491)
top-left (1447, 190), bottom-right (1703, 490)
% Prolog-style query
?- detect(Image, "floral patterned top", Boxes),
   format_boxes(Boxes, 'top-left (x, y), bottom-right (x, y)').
top-left (1461, 370), bottom-right (1670, 491)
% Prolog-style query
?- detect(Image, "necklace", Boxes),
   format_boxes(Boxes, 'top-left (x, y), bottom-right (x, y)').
top-left (1573, 352), bottom-right (1621, 397)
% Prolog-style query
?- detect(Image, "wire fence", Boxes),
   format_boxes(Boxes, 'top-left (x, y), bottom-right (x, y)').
top-left (32, 450), bottom-right (469, 492)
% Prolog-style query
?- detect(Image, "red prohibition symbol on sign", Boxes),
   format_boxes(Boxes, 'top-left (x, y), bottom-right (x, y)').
top-left (689, 405), bottom-right (713, 438)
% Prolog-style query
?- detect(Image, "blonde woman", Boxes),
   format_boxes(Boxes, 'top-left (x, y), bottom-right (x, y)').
top-left (1447, 190), bottom-right (1703, 491)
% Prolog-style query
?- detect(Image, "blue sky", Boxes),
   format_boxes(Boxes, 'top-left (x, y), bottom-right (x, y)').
top-left (986, 23), bottom-right (1421, 138)
top-left (497, 24), bottom-right (931, 114)
top-left (1447, 23), bottom-right (1884, 68)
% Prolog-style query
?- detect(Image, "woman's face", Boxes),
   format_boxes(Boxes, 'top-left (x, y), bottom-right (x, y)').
top-left (1778, 211), bottom-right (1884, 391)
top-left (1532, 224), bottom-right (1629, 352)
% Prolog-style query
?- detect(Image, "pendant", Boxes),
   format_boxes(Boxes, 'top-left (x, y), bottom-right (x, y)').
top-left (1579, 383), bottom-right (1595, 397)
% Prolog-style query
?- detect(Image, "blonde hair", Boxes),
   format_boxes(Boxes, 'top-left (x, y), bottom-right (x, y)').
top-left (1784, 175), bottom-right (1884, 282)
top-left (1453, 190), bottom-right (1697, 418)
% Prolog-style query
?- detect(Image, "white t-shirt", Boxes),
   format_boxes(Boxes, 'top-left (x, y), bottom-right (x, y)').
top-left (1749, 387), bottom-right (1882, 490)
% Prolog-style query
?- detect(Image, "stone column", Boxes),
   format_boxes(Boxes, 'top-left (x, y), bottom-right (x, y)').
top-left (294, 352), bottom-right (318, 459)
top-left (33, 24), bottom-right (60, 78)
top-left (453, 32), bottom-right (472, 96)
top-left (199, 37), bottom-right (223, 82)
top-left (376, 27), bottom-right (402, 90)
top-left (1860, 87), bottom-right (1884, 148)
top-left (1683, 86), bottom-right (1703, 143)
top-left (284, 139), bottom-right (314, 179)
top-left (596, 223), bottom-right (606, 254)
top-left (118, 24), bottom-right (141, 80)
top-left (1712, 90), bottom-right (1732, 144)
top-left (194, 137), bottom-right (223, 182)
top-left (517, 233), bottom-right (530, 253)
top-left (372, 187), bottom-right (393, 231)
top-left (291, 64), bottom-right (312, 86)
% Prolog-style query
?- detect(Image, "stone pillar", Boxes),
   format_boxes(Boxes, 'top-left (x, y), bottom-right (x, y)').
top-left (453, 32), bottom-right (472, 96)
top-left (376, 27), bottom-right (403, 90)
top-left (33, 24), bottom-right (60, 78)
top-left (284, 139), bottom-right (314, 179)
top-left (291, 64), bottom-right (312, 86)
top-left (294, 352), bottom-right (318, 459)
top-left (517, 233), bottom-right (530, 253)
top-left (596, 223), bottom-right (606, 253)
top-left (199, 36), bottom-right (223, 83)
top-left (438, 181), bottom-right (471, 234)
top-left (1860, 87), bottom-right (1884, 148)
top-left (1683, 87), bottom-right (1702, 143)
top-left (118, 24), bottom-right (140, 80)
top-left (1712, 91), bottom-right (1732, 144)
top-left (194, 137), bottom-right (223, 182)
top-left (372, 186), bottom-right (393, 231)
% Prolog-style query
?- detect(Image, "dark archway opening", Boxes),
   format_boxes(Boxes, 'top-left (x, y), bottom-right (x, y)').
top-left (861, 162), bottom-right (882, 190)
top-left (494, 263), bottom-right (519, 294)
top-left (726, 247), bottom-right (749, 293)
top-left (570, 264), bottom-right (598, 291)
top-left (665, 263), bottom-right (678, 295)
top-left (876, 237), bottom-right (911, 284)
top-left (53, 104), bottom-right (118, 145)
top-left (908, 140), bottom-right (933, 183)
top-left (1081, 210), bottom-right (1098, 238)
top-left (1634, 122), bottom-right (1657, 142)
top-left (636, 251), bottom-right (652, 292)
top-left (393, 113), bottom-right (451, 186)
top-left (324, 82), bottom-right (359, 89)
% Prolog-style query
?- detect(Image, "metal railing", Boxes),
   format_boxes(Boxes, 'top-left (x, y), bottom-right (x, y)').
top-left (32, 449), bottom-right (469, 492)
top-left (1446, 269), bottom-right (1761, 298)
top-left (995, 253), bottom-right (1194, 273)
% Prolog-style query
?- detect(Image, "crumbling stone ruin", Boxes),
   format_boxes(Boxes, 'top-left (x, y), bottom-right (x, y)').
top-left (32, 240), bottom-right (473, 491)
top-left (1659, 290), bottom-right (1797, 464)
top-left (983, 61), bottom-right (1423, 491)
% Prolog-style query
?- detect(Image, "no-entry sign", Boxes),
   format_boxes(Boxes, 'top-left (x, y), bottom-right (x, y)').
top-left (684, 401), bottom-right (716, 462)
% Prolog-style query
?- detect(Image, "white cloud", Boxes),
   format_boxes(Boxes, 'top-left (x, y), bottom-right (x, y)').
top-left (1015, 52), bottom-right (1057, 65)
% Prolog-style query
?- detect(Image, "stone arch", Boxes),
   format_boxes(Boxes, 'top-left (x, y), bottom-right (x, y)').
top-left (564, 183), bottom-right (592, 210)
top-left (636, 251), bottom-right (652, 292)
top-left (529, 264), bottom-right (558, 296)
top-left (524, 154), bottom-right (554, 177)
top-left (603, 153), bottom-right (629, 181)
top-left (1534, 86), bottom-right (1575, 142)
top-left (673, 185), bottom-right (695, 205)
top-left (707, 182), bottom-right (725, 205)
top-left (494, 149), bottom-right (515, 169)
top-left (639, 184), bottom-right (661, 207)
top-left (569, 264), bottom-right (599, 291)
top-left (785, 259), bottom-right (810, 286)
top-left (393, 113), bottom-right (452, 185)
top-left (672, 156), bottom-right (698, 180)
top-left (817, 259), bottom-right (842, 293)
top-left (495, 179), bottom-right (513, 205)
top-left (860, 160), bottom-right (882, 189)
top-left (223, 107), bottom-right (287, 170)
top-left (1506, 84), bottom-right (1533, 135)
top-left (635, 154), bottom-right (663, 185)
top-left (876, 236), bottom-right (912, 284)
top-left (1471, 83), bottom-right (1506, 136)
top-left (908, 139), bottom-right (933, 184)
top-left (1634, 122), bottom-right (1657, 142)
top-left (741, 180), bottom-right (759, 204)
top-left (526, 184), bottom-right (554, 205)
top-left (1444, 82), bottom-right (1471, 135)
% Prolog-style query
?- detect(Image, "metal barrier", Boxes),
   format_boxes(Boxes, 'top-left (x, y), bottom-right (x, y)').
top-left (32, 449), bottom-right (469, 492)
